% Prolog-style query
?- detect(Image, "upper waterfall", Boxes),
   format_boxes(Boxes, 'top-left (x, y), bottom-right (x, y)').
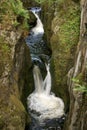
top-left (26, 7), bottom-right (51, 64)
top-left (29, 7), bottom-right (44, 35)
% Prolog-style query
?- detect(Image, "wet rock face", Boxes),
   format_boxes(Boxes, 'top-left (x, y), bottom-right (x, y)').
top-left (65, 0), bottom-right (87, 130)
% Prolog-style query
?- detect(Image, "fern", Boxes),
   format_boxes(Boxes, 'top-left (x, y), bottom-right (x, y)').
top-left (8, 0), bottom-right (29, 29)
top-left (72, 78), bottom-right (87, 94)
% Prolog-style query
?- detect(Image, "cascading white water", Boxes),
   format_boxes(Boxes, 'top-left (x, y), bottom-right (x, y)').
top-left (29, 7), bottom-right (44, 35)
top-left (27, 64), bottom-right (64, 121)
top-left (33, 65), bottom-right (44, 93)
top-left (44, 64), bottom-right (51, 95)
top-left (27, 7), bottom-right (65, 122)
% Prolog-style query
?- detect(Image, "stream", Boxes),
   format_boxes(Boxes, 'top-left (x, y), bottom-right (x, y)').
top-left (25, 7), bottom-right (65, 130)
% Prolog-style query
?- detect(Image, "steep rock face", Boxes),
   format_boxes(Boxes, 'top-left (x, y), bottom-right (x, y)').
top-left (0, 30), bottom-right (29, 130)
top-left (50, 0), bottom-right (80, 110)
top-left (65, 0), bottom-right (87, 129)
top-left (0, 0), bottom-right (32, 129)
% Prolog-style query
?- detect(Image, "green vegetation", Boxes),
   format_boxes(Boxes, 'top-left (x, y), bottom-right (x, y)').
top-left (0, 37), bottom-right (11, 60)
top-left (35, 0), bottom-right (64, 4)
top-left (0, 93), bottom-right (26, 129)
top-left (51, 1), bottom-right (80, 84)
top-left (58, 5), bottom-right (80, 49)
top-left (9, 0), bottom-right (29, 29)
top-left (0, 0), bottom-right (29, 29)
top-left (0, 36), bottom-right (11, 76)
top-left (72, 78), bottom-right (87, 94)
top-left (0, 0), bottom-right (30, 76)
top-left (50, 1), bottom-right (80, 109)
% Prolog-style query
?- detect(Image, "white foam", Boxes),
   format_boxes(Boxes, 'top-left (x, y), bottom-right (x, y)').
top-left (30, 10), bottom-right (44, 35)
top-left (27, 64), bottom-right (65, 121)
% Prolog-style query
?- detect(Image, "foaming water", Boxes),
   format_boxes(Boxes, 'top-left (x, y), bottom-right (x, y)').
top-left (27, 64), bottom-right (64, 122)
top-left (26, 7), bottom-right (51, 64)
top-left (26, 7), bottom-right (65, 129)
top-left (29, 7), bottom-right (44, 35)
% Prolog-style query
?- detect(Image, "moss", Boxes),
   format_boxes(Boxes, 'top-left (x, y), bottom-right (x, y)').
top-left (0, 0), bottom-right (32, 129)
top-left (58, 4), bottom-right (80, 49)
top-left (0, 36), bottom-right (10, 53)
top-left (73, 73), bottom-right (87, 94)
top-left (50, 0), bottom-right (80, 110)
top-left (0, 36), bottom-right (12, 76)
top-left (0, 0), bottom-right (29, 30)
top-left (0, 94), bottom-right (27, 130)
top-left (10, 95), bottom-right (25, 112)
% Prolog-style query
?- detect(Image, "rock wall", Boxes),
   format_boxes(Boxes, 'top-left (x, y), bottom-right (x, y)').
top-left (0, 0), bottom-right (32, 129)
top-left (43, 0), bottom-right (87, 129)
top-left (49, 0), bottom-right (80, 110)
top-left (65, 0), bottom-right (87, 129)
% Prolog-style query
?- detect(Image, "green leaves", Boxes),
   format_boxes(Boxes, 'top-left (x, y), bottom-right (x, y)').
top-left (9, 0), bottom-right (29, 17)
top-left (72, 78), bottom-right (87, 94)
top-left (9, 0), bottom-right (29, 29)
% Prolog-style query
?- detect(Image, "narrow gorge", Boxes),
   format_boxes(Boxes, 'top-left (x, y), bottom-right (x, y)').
top-left (0, 0), bottom-right (87, 130)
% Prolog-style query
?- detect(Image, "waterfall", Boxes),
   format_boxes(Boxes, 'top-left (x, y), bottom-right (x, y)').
top-left (27, 7), bottom-right (65, 123)
top-left (26, 7), bottom-right (51, 64)
top-left (33, 64), bottom-right (51, 95)
top-left (27, 64), bottom-right (64, 121)
top-left (33, 65), bottom-right (44, 93)
top-left (29, 7), bottom-right (44, 35)
top-left (44, 64), bottom-right (51, 95)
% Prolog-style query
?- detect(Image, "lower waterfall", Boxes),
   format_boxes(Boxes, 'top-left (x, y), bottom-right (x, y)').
top-left (27, 64), bottom-right (65, 122)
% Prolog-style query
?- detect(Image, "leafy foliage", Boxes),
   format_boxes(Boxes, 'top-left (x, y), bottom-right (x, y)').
top-left (0, 0), bottom-right (29, 29)
top-left (9, 0), bottom-right (29, 29)
top-left (58, 5), bottom-right (80, 49)
top-left (9, 0), bottom-right (29, 19)
top-left (0, 37), bottom-right (11, 59)
top-left (72, 78), bottom-right (87, 94)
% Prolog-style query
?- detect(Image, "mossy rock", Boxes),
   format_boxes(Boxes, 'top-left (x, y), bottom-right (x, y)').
top-left (0, 94), bottom-right (29, 130)
top-left (50, 0), bottom-right (80, 110)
